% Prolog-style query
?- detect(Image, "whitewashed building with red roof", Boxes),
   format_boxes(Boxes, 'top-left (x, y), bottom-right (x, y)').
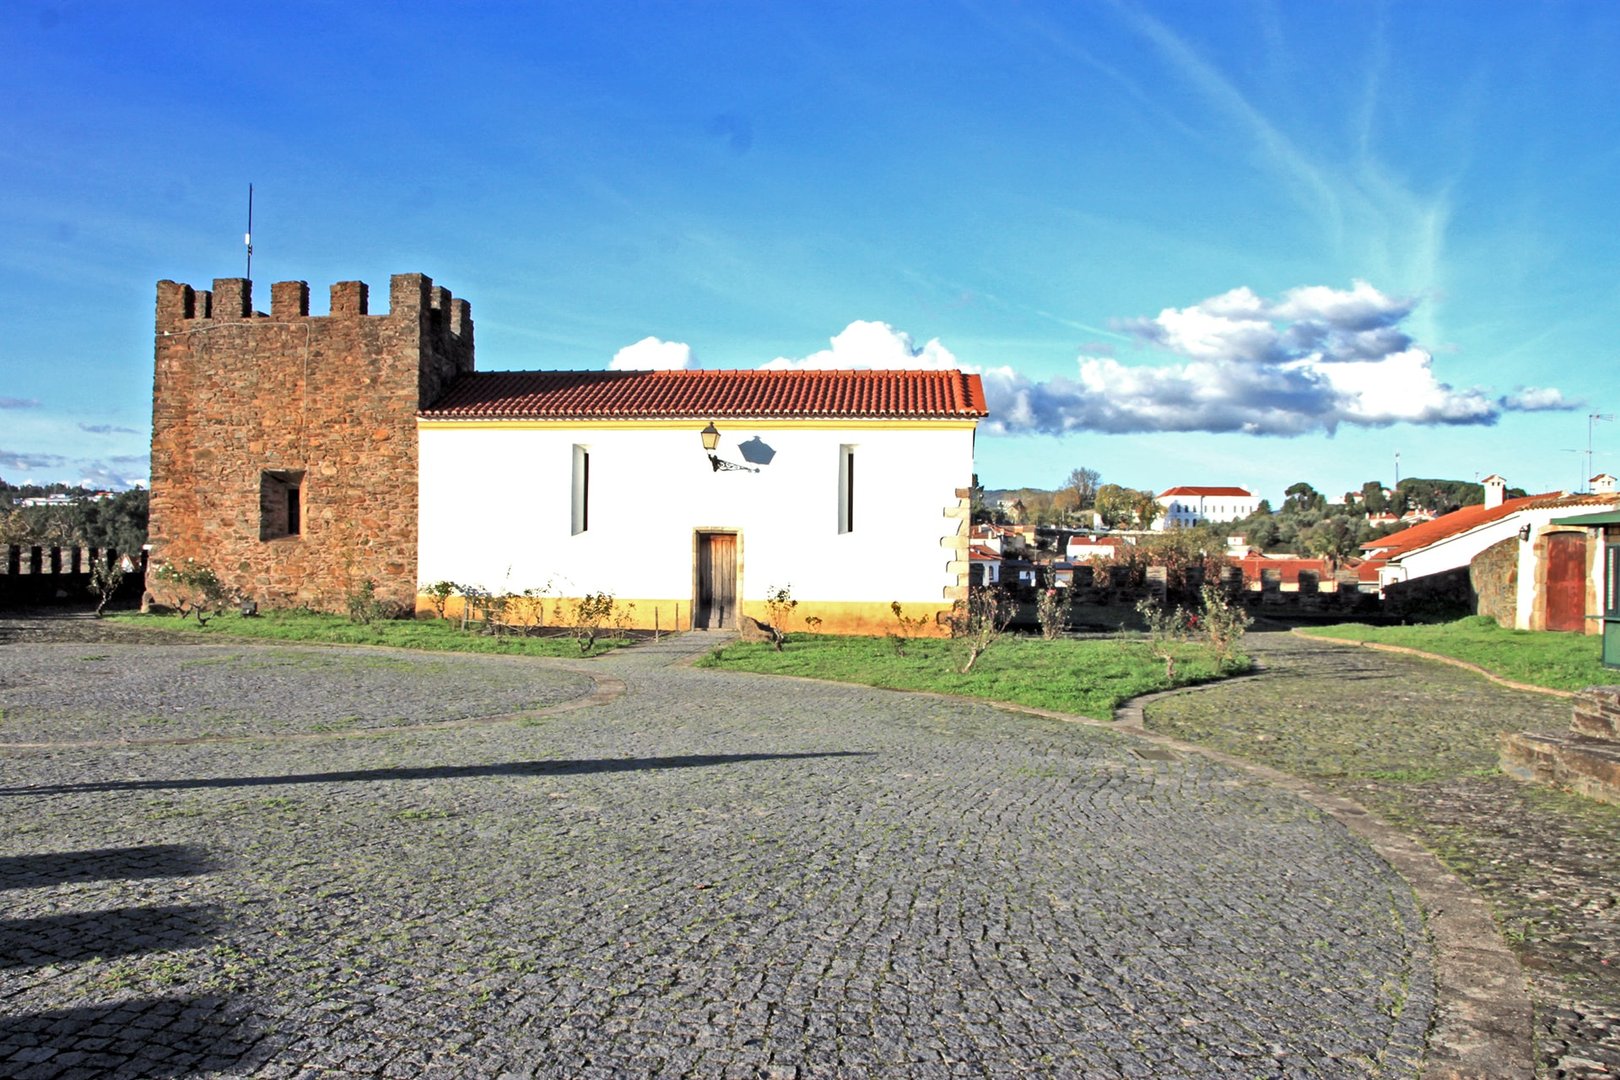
top-left (1152, 486), bottom-right (1261, 531)
top-left (418, 368), bottom-right (988, 636)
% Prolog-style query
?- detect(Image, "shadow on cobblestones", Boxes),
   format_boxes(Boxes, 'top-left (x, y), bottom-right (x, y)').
top-left (0, 844), bottom-right (215, 890)
top-left (0, 994), bottom-right (270, 1078)
top-left (0, 903), bottom-right (221, 968)
top-left (0, 751), bottom-right (870, 797)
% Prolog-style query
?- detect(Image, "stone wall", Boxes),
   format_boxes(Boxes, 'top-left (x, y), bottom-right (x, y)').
top-left (1470, 536), bottom-right (1519, 627)
top-left (148, 274), bottom-right (473, 612)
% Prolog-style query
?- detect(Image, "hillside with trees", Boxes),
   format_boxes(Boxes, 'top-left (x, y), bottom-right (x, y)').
top-left (0, 480), bottom-right (148, 553)
top-left (979, 470), bottom-right (1522, 559)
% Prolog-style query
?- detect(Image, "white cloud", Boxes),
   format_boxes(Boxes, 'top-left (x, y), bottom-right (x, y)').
top-left (609, 336), bottom-right (698, 371)
top-left (78, 458), bottom-right (149, 490)
top-left (1501, 386), bottom-right (1577, 412)
top-left (982, 282), bottom-right (1550, 437)
top-left (760, 320), bottom-right (962, 371)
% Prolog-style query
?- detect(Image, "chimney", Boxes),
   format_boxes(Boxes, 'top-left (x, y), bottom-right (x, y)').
top-left (1482, 474), bottom-right (1506, 510)
top-left (1593, 474), bottom-right (1618, 496)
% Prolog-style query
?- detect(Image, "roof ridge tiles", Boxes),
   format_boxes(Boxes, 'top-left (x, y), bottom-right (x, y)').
top-left (420, 368), bottom-right (989, 420)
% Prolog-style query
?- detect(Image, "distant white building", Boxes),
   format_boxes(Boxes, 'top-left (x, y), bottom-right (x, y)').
top-left (1153, 486), bottom-right (1261, 530)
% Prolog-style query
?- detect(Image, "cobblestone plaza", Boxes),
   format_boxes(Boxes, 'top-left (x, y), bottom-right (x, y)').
top-left (2, 632), bottom-right (1435, 1077)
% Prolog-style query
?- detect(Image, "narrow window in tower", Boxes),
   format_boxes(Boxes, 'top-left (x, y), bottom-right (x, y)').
top-left (260, 470), bottom-right (305, 540)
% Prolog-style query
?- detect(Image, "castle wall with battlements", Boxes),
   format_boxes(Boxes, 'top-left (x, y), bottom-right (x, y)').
top-left (148, 273), bottom-right (473, 611)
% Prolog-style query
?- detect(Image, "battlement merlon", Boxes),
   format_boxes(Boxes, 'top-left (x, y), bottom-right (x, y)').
top-left (154, 274), bottom-right (473, 343)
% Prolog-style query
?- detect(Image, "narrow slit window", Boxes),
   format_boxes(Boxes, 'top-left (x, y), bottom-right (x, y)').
top-left (572, 445), bottom-right (590, 535)
top-left (260, 469), bottom-right (305, 540)
top-left (838, 445), bottom-right (855, 534)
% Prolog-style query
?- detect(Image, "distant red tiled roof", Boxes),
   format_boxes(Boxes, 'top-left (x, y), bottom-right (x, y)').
top-left (422, 369), bottom-right (989, 420)
top-left (969, 545), bottom-right (1001, 560)
top-left (1230, 553), bottom-right (1334, 585)
top-left (1159, 486), bottom-right (1255, 498)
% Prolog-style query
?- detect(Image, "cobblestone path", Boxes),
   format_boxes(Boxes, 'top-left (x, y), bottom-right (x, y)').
top-left (1, 626), bottom-right (1434, 1078)
top-left (1144, 628), bottom-right (1618, 1079)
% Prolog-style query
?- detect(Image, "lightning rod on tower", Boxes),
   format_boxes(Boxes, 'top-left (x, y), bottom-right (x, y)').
top-left (245, 183), bottom-right (254, 283)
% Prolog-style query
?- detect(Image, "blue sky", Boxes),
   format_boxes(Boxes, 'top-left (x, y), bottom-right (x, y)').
top-left (3, 1), bottom-right (1617, 503)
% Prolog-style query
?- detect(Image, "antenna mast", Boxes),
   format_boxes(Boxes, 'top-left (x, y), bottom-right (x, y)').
top-left (245, 183), bottom-right (254, 282)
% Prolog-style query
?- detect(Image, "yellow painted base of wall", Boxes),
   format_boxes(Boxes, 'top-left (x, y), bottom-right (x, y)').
top-left (740, 600), bottom-right (955, 639)
top-left (413, 594), bottom-right (955, 638)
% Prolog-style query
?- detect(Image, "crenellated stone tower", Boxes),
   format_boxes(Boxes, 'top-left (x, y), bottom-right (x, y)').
top-left (148, 273), bottom-right (473, 611)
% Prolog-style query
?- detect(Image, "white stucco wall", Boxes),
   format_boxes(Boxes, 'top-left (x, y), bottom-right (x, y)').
top-left (417, 421), bottom-right (973, 609)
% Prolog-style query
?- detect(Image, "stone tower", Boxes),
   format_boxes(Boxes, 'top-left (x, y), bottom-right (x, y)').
top-left (148, 273), bottom-right (473, 611)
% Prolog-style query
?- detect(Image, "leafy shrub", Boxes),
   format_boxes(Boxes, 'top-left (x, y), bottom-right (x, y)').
top-left (1197, 583), bottom-right (1251, 666)
top-left (1135, 595), bottom-right (1192, 678)
top-left (153, 559), bottom-right (231, 626)
top-left (763, 584), bottom-right (798, 648)
top-left (346, 579), bottom-right (387, 625)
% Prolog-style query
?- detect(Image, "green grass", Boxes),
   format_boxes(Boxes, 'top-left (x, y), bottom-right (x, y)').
top-left (106, 610), bottom-right (632, 658)
top-left (1299, 615), bottom-right (1613, 692)
top-left (697, 633), bottom-right (1247, 720)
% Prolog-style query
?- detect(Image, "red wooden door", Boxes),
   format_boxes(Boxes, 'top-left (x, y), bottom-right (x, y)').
top-left (697, 533), bottom-right (737, 629)
top-left (1546, 532), bottom-right (1588, 633)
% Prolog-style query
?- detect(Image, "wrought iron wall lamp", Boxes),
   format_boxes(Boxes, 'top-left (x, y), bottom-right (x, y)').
top-left (700, 422), bottom-right (757, 473)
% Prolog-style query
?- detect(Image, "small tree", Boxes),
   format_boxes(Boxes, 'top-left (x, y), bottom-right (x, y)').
top-left (1035, 586), bottom-right (1071, 640)
top-left (559, 591), bottom-right (618, 653)
top-left (952, 587), bottom-right (1012, 674)
top-left (423, 580), bottom-right (458, 620)
top-left (87, 556), bottom-right (125, 617)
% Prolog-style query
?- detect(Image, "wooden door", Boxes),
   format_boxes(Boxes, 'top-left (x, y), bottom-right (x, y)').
top-left (696, 533), bottom-right (737, 629)
top-left (1546, 531), bottom-right (1588, 633)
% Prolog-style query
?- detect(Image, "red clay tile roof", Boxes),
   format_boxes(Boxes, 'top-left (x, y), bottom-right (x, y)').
top-left (1158, 486), bottom-right (1256, 498)
top-left (1360, 492), bottom-right (1571, 559)
top-left (421, 369), bottom-right (989, 420)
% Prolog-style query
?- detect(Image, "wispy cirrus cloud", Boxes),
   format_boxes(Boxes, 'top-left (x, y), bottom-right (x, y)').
top-left (0, 449), bottom-right (68, 472)
top-left (79, 422), bottom-right (140, 435)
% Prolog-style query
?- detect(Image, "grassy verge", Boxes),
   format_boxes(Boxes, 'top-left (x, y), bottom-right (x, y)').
top-left (105, 610), bottom-right (633, 658)
top-left (1298, 615), bottom-right (1612, 692)
top-left (697, 633), bottom-right (1247, 719)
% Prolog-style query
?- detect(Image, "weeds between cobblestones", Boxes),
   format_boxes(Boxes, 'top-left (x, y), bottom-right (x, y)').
top-left (2, 613), bottom-right (1434, 1077)
top-left (1142, 627), bottom-right (1620, 1079)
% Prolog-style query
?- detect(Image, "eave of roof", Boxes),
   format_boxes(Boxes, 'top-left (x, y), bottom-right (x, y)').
top-left (421, 368), bottom-right (990, 421)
